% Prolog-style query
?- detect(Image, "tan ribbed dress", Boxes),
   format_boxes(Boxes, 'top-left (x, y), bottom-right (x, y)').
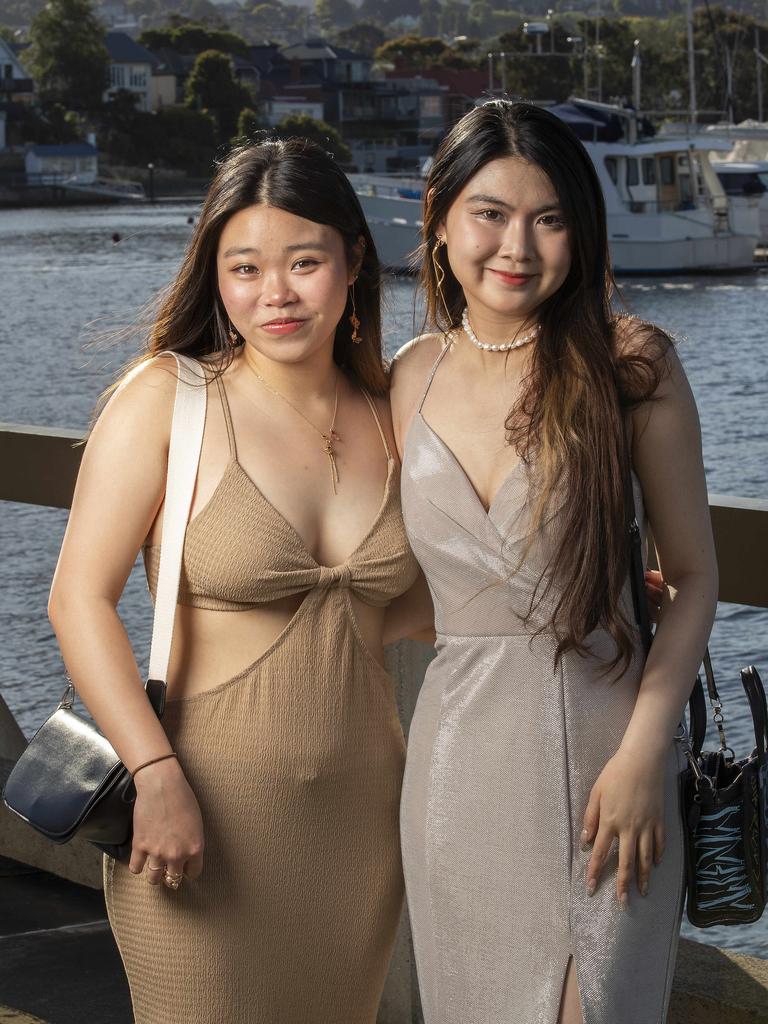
top-left (104, 374), bottom-right (420, 1024)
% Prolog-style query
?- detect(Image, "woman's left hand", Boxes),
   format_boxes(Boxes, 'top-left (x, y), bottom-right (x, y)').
top-left (580, 748), bottom-right (666, 907)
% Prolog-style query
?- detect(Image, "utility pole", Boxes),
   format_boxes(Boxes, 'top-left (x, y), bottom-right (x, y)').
top-left (724, 45), bottom-right (734, 123)
top-left (595, 0), bottom-right (603, 102)
top-left (686, 0), bottom-right (697, 126)
top-left (631, 38), bottom-right (641, 113)
top-left (756, 26), bottom-right (764, 122)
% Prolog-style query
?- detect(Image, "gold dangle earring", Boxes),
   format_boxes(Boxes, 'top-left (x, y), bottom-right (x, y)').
top-left (432, 236), bottom-right (452, 325)
top-left (349, 281), bottom-right (362, 344)
top-left (227, 321), bottom-right (239, 347)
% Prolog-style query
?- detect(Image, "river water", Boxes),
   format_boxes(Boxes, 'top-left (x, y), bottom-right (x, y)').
top-left (0, 203), bottom-right (766, 957)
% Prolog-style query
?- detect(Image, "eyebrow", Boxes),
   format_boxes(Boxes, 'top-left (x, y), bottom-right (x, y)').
top-left (465, 193), bottom-right (561, 215)
top-left (221, 242), bottom-right (329, 258)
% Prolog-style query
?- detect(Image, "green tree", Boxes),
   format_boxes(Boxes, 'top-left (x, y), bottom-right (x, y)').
top-left (235, 105), bottom-right (262, 138)
top-left (139, 23), bottom-right (250, 57)
top-left (315, 0), bottom-right (356, 33)
top-left (374, 35), bottom-right (449, 66)
top-left (274, 113), bottom-right (352, 163)
top-left (185, 49), bottom-right (251, 138)
top-left (26, 0), bottom-right (109, 111)
top-left (332, 22), bottom-right (387, 56)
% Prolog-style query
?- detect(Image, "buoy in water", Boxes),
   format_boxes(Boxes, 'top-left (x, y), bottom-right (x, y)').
top-left (111, 232), bottom-right (121, 243)
top-left (187, 216), bottom-right (194, 225)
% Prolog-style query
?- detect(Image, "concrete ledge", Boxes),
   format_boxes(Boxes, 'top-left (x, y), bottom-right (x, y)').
top-left (0, 695), bottom-right (104, 890)
top-left (670, 937), bottom-right (768, 1023)
top-left (0, 759), bottom-right (104, 890)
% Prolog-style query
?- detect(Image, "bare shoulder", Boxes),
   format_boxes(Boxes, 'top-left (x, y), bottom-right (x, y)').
top-left (389, 332), bottom-right (445, 413)
top-left (391, 331), bottom-right (445, 377)
top-left (90, 353), bottom-right (181, 451)
top-left (389, 333), bottom-right (446, 455)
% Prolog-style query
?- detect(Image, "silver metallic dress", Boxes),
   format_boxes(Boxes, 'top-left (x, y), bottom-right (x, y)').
top-left (400, 344), bottom-right (687, 1024)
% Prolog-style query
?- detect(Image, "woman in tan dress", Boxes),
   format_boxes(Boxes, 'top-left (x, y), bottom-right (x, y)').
top-left (390, 101), bottom-right (719, 1023)
top-left (48, 139), bottom-right (420, 1023)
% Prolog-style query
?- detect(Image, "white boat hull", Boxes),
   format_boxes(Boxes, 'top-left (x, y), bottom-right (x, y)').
top-left (357, 193), bottom-right (757, 275)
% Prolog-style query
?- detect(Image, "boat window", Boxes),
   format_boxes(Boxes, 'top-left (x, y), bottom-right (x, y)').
top-left (659, 156), bottom-right (675, 185)
top-left (716, 171), bottom-right (768, 195)
top-left (626, 158), bottom-right (639, 186)
top-left (642, 158), bottom-right (656, 185)
top-left (604, 157), bottom-right (618, 185)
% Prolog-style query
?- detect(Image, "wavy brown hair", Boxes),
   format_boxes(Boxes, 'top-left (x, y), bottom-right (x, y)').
top-left (421, 100), bottom-right (671, 674)
top-left (103, 137), bottom-right (387, 403)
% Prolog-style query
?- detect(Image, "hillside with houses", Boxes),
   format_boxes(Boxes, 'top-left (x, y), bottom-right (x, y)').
top-left (1, 0), bottom-right (767, 200)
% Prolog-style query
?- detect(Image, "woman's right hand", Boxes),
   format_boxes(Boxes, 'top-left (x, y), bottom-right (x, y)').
top-left (128, 758), bottom-right (205, 886)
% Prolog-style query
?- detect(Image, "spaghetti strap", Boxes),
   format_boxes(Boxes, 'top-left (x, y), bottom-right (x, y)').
top-left (361, 389), bottom-right (392, 461)
top-left (417, 339), bottom-right (453, 414)
top-left (214, 374), bottom-right (237, 459)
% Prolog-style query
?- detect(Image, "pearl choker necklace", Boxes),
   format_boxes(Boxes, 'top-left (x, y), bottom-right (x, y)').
top-left (461, 308), bottom-right (540, 352)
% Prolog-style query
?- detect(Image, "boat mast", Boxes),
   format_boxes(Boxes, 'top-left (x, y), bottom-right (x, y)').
top-left (687, 0), bottom-right (697, 127)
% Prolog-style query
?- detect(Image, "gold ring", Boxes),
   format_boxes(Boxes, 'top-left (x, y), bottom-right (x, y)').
top-left (146, 862), bottom-right (165, 873)
top-left (163, 872), bottom-right (183, 890)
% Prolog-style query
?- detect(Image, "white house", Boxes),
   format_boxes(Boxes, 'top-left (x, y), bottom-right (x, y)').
top-left (0, 37), bottom-right (34, 101)
top-left (25, 143), bottom-right (98, 184)
top-left (104, 31), bottom-right (156, 112)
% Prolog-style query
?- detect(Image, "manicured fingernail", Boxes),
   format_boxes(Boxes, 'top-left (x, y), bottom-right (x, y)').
top-left (586, 879), bottom-right (596, 896)
top-left (641, 882), bottom-right (648, 897)
top-left (620, 893), bottom-right (629, 910)
top-left (580, 828), bottom-right (590, 852)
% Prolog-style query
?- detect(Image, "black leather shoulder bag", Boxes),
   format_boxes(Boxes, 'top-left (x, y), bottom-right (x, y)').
top-left (2, 353), bottom-right (207, 863)
top-left (624, 439), bottom-right (767, 927)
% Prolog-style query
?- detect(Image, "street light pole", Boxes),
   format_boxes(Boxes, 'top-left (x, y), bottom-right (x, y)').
top-left (500, 52), bottom-right (507, 95)
top-left (487, 52), bottom-right (494, 93)
top-left (631, 38), bottom-right (641, 113)
top-left (756, 27), bottom-right (764, 122)
top-left (686, 0), bottom-right (697, 126)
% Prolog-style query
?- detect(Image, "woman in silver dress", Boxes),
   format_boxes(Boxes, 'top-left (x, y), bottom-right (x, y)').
top-left (390, 101), bottom-right (718, 1023)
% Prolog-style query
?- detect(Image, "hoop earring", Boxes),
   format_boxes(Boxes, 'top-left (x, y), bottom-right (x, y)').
top-left (432, 237), bottom-right (452, 325)
top-left (349, 282), bottom-right (362, 344)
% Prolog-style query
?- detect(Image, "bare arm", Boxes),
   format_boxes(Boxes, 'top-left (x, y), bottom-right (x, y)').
top-left (620, 347), bottom-right (718, 756)
top-left (48, 358), bottom-right (204, 881)
top-left (583, 343), bottom-right (718, 905)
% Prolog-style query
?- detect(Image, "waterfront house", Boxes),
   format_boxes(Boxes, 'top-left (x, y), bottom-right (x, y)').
top-left (25, 142), bottom-right (98, 185)
top-left (280, 39), bottom-right (373, 85)
top-left (104, 31), bottom-right (156, 112)
top-left (0, 39), bottom-right (35, 151)
top-left (0, 38), bottom-right (34, 103)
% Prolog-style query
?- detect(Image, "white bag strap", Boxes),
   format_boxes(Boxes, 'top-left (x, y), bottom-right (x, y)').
top-left (147, 352), bottom-right (207, 683)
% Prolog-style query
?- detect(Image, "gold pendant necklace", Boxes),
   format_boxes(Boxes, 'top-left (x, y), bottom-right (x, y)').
top-left (245, 361), bottom-right (342, 495)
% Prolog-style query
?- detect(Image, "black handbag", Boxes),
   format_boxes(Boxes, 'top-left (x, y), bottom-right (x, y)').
top-left (2, 680), bottom-right (166, 862)
top-left (625, 443), bottom-right (767, 927)
top-left (2, 353), bottom-right (207, 864)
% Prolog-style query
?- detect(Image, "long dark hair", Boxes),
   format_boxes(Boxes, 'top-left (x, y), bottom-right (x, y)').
top-left (107, 137), bottom-right (386, 399)
top-left (422, 100), bottom-right (669, 673)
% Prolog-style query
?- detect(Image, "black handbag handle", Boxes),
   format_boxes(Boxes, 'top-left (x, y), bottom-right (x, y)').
top-left (622, 420), bottom-right (706, 753)
top-left (741, 666), bottom-right (768, 756)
